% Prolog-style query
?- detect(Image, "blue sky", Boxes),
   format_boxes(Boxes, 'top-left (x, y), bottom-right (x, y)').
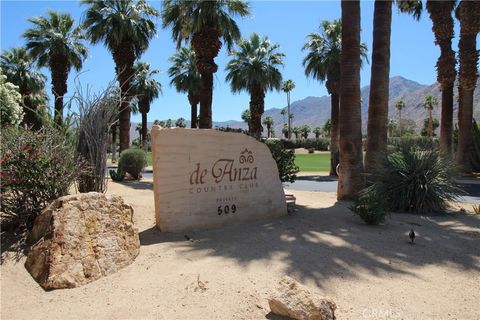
top-left (1, 0), bottom-right (457, 123)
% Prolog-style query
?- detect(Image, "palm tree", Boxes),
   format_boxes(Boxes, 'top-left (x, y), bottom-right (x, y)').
top-left (388, 119), bottom-right (397, 137)
top-left (175, 117), bottom-right (186, 128)
top-left (131, 61), bottom-right (162, 152)
top-left (427, 0), bottom-right (457, 155)
top-left (165, 118), bottom-right (173, 128)
top-left (395, 99), bottom-right (406, 136)
top-left (282, 124), bottom-right (289, 139)
top-left (241, 109), bottom-right (251, 127)
top-left (423, 95), bottom-right (438, 137)
top-left (135, 122), bottom-right (142, 144)
top-left (303, 19), bottom-right (367, 176)
top-left (168, 47), bottom-right (201, 128)
top-left (281, 80), bottom-right (295, 140)
top-left (300, 125), bottom-right (311, 140)
top-left (23, 11), bottom-right (88, 126)
top-left (262, 116), bottom-right (274, 138)
top-left (338, 0), bottom-right (363, 200)
top-left (293, 126), bottom-right (301, 140)
top-left (225, 33), bottom-right (284, 140)
top-left (365, 0), bottom-right (422, 171)
top-left (162, 0), bottom-right (250, 129)
top-left (0, 47), bottom-right (48, 129)
top-left (82, 0), bottom-right (159, 153)
top-left (313, 127), bottom-right (322, 139)
top-left (455, 1), bottom-right (479, 174)
top-left (280, 108), bottom-right (287, 126)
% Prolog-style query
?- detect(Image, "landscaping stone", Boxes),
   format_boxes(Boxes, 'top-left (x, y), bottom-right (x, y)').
top-left (268, 276), bottom-right (336, 320)
top-left (25, 192), bottom-right (140, 290)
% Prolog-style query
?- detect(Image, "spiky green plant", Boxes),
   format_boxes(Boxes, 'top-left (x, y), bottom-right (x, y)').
top-left (367, 142), bottom-right (463, 213)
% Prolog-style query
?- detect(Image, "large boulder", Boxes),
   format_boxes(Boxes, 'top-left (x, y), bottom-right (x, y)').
top-left (268, 276), bottom-right (336, 320)
top-left (25, 193), bottom-right (140, 290)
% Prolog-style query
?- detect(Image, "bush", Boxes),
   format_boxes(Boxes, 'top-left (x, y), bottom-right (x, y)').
top-left (351, 190), bottom-right (387, 225)
top-left (367, 142), bottom-right (463, 214)
top-left (388, 136), bottom-right (438, 151)
top-left (264, 139), bottom-right (299, 183)
top-left (1, 126), bottom-right (82, 230)
top-left (110, 148), bottom-right (146, 181)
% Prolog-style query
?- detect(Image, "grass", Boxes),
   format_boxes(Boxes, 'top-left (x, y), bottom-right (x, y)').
top-left (294, 152), bottom-right (330, 172)
top-left (113, 150), bottom-right (331, 172)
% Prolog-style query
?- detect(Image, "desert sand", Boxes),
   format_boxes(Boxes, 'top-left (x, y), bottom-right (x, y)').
top-left (1, 176), bottom-right (479, 320)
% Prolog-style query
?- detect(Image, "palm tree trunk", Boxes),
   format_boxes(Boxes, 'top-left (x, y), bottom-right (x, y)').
top-left (50, 54), bottom-right (68, 126)
top-left (440, 84), bottom-right (454, 154)
top-left (337, 0), bottom-right (364, 200)
top-left (287, 92), bottom-right (292, 140)
top-left (428, 109), bottom-right (434, 137)
top-left (188, 92), bottom-right (198, 128)
top-left (399, 109), bottom-right (402, 136)
top-left (455, 1), bottom-right (479, 174)
top-left (142, 112), bottom-right (148, 152)
top-left (192, 30), bottom-right (221, 129)
top-left (427, 0), bottom-right (457, 155)
top-left (249, 85), bottom-right (265, 140)
top-left (330, 92), bottom-right (340, 176)
top-left (113, 43), bottom-right (135, 153)
top-left (111, 123), bottom-right (118, 163)
top-left (365, 0), bottom-right (392, 172)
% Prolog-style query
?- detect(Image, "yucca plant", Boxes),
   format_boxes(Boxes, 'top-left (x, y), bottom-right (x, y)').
top-left (366, 142), bottom-right (463, 214)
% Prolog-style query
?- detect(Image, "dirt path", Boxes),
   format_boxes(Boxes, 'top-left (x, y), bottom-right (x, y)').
top-left (1, 179), bottom-right (479, 320)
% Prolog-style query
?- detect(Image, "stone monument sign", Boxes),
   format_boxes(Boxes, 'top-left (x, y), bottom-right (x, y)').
top-left (151, 127), bottom-right (287, 232)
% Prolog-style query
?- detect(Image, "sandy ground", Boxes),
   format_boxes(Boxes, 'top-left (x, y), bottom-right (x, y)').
top-left (1, 177), bottom-right (479, 320)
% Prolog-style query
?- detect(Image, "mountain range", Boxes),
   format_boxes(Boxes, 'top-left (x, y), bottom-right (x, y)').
top-left (131, 76), bottom-right (480, 140)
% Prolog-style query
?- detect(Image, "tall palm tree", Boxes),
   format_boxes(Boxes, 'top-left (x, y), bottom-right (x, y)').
top-left (131, 61), bottom-right (161, 152)
top-left (0, 47), bottom-right (48, 129)
top-left (427, 1), bottom-right (457, 155)
top-left (303, 19), bottom-right (367, 176)
top-left (162, 0), bottom-right (250, 129)
top-left (455, 1), bottom-right (479, 174)
top-left (337, 0), bottom-right (363, 200)
top-left (281, 79), bottom-right (295, 140)
top-left (423, 95), bottom-right (438, 137)
top-left (23, 11), bottom-right (88, 126)
top-left (168, 47), bottom-right (201, 128)
top-left (395, 99), bottom-right (406, 136)
top-left (82, 0), bottom-right (159, 153)
top-left (262, 116), bottom-right (274, 138)
top-left (365, 0), bottom-right (422, 171)
top-left (225, 33), bottom-right (284, 140)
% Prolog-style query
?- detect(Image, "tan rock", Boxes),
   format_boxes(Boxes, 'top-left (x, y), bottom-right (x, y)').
top-left (25, 193), bottom-right (140, 290)
top-left (268, 276), bottom-right (336, 320)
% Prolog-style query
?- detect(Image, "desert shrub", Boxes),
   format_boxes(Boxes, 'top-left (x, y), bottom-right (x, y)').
top-left (74, 83), bottom-right (119, 193)
top-left (350, 190), bottom-right (387, 225)
top-left (264, 139), bottom-right (299, 183)
top-left (110, 148), bottom-right (146, 181)
top-left (1, 126), bottom-right (82, 230)
top-left (367, 143), bottom-right (463, 214)
top-left (301, 138), bottom-right (330, 151)
top-left (388, 136), bottom-right (438, 151)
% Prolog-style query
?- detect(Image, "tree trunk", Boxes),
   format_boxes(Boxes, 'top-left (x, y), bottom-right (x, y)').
top-left (188, 92), bottom-right (198, 128)
top-left (428, 109), bottom-right (434, 137)
top-left (111, 123), bottom-right (118, 163)
top-left (399, 109), bottom-right (402, 136)
top-left (287, 92), bottom-right (292, 140)
top-left (113, 43), bottom-right (136, 153)
top-left (192, 29), bottom-right (221, 129)
top-left (142, 112), bottom-right (148, 152)
top-left (330, 92), bottom-right (340, 176)
top-left (365, 0), bottom-right (392, 172)
top-left (427, 0), bottom-right (457, 155)
top-left (50, 54), bottom-right (69, 126)
top-left (249, 85), bottom-right (265, 140)
top-left (455, 0), bottom-right (479, 174)
top-left (337, 0), bottom-right (364, 200)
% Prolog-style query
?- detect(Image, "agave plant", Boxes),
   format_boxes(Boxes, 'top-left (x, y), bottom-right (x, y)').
top-left (366, 142), bottom-right (463, 214)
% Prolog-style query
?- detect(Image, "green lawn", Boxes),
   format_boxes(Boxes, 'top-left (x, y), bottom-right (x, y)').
top-left (294, 152), bottom-right (330, 172)
top-left (117, 151), bottom-right (330, 172)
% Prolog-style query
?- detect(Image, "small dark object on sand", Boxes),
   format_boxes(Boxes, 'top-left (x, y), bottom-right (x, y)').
top-left (409, 229), bottom-right (415, 244)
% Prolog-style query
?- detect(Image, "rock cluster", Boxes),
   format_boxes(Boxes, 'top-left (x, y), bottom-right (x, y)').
top-left (268, 276), bottom-right (336, 320)
top-left (25, 193), bottom-right (140, 290)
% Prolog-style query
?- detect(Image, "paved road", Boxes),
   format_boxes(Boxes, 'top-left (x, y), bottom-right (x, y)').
top-left (109, 167), bottom-right (480, 204)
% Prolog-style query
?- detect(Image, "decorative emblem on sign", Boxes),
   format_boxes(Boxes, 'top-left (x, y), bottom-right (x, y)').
top-left (239, 149), bottom-right (254, 164)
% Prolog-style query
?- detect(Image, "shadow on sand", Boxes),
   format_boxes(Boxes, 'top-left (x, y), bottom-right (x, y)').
top-left (139, 200), bottom-right (480, 289)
